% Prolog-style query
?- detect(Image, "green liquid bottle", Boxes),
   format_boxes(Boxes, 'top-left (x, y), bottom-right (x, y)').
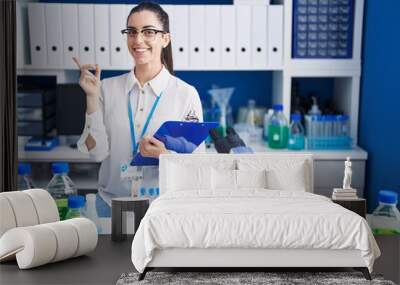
top-left (370, 190), bottom-right (400, 235)
top-left (268, 104), bottom-right (289, 149)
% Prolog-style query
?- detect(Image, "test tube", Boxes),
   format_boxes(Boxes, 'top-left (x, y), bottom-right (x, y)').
top-left (306, 115), bottom-right (312, 149)
top-left (322, 116), bottom-right (327, 137)
top-left (334, 115), bottom-right (340, 137)
top-left (316, 115), bottom-right (322, 149)
top-left (328, 115), bottom-right (334, 137)
top-left (342, 115), bottom-right (349, 137)
top-left (313, 115), bottom-right (318, 149)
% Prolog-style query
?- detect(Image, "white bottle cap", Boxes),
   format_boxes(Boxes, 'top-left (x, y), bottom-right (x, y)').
top-left (86, 194), bottom-right (96, 203)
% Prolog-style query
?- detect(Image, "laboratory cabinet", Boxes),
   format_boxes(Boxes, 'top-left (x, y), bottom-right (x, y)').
top-left (19, 2), bottom-right (283, 70)
top-left (16, 0), bottom-right (368, 195)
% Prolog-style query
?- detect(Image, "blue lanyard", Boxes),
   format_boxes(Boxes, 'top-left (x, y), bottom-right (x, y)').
top-left (128, 90), bottom-right (163, 156)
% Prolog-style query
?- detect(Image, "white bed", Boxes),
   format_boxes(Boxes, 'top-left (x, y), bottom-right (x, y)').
top-left (131, 153), bottom-right (380, 280)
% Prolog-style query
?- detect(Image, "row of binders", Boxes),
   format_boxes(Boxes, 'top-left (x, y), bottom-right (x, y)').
top-left (25, 3), bottom-right (283, 70)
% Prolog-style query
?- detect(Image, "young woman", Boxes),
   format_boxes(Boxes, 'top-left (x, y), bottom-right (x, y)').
top-left (75, 2), bottom-right (203, 217)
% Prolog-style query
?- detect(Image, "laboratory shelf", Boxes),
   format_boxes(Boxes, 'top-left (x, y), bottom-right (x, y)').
top-left (246, 143), bottom-right (367, 160)
top-left (18, 145), bottom-right (91, 162)
top-left (19, 144), bottom-right (367, 163)
top-left (18, 65), bottom-right (281, 72)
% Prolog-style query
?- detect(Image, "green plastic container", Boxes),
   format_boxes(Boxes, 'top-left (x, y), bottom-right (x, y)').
top-left (268, 104), bottom-right (289, 149)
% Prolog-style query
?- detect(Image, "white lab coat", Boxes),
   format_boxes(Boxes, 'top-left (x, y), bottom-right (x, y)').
top-left (77, 66), bottom-right (204, 205)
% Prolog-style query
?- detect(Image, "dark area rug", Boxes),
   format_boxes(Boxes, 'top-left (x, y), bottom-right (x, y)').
top-left (116, 271), bottom-right (396, 285)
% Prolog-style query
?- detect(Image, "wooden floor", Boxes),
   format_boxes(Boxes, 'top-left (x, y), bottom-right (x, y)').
top-left (0, 235), bottom-right (134, 285)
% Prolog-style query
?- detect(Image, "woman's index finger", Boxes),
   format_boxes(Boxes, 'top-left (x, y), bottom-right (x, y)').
top-left (72, 57), bottom-right (81, 69)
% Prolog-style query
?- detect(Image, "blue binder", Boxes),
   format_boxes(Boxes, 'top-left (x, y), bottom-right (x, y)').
top-left (131, 121), bottom-right (219, 166)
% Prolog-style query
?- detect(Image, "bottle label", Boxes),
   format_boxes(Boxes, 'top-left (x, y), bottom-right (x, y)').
top-left (273, 134), bottom-right (280, 141)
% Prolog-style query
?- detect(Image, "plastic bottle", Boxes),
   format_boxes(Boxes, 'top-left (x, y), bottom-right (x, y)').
top-left (65, 195), bottom-right (85, 220)
top-left (268, 104), bottom-right (289, 149)
top-left (82, 194), bottom-right (102, 234)
top-left (370, 190), bottom-right (400, 235)
top-left (17, 163), bottom-right (36, 190)
top-left (246, 99), bottom-right (256, 127)
top-left (46, 162), bottom-right (77, 220)
top-left (148, 188), bottom-right (155, 203)
top-left (288, 113), bottom-right (305, 150)
top-left (263, 109), bottom-right (274, 142)
top-left (340, 115), bottom-right (350, 136)
top-left (139, 187), bottom-right (147, 198)
top-left (308, 96), bottom-right (321, 116)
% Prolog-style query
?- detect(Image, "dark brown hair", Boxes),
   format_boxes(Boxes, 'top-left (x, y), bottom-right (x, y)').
top-left (127, 2), bottom-right (174, 75)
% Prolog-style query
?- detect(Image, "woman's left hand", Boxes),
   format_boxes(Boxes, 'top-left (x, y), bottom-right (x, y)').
top-left (139, 136), bottom-right (169, 158)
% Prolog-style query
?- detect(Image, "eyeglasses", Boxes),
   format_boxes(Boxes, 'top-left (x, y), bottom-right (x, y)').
top-left (121, 28), bottom-right (166, 41)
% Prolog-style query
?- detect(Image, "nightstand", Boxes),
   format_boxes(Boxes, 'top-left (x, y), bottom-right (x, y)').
top-left (332, 198), bottom-right (366, 218)
top-left (111, 197), bottom-right (149, 242)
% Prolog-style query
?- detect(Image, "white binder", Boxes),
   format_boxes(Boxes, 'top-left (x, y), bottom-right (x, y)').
top-left (78, 5), bottom-right (95, 64)
top-left (62, 4), bottom-right (79, 69)
top-left (220, 5), bottom-right (236, 68)
top-left (94, 5), bottom-right (110, 67)
top-left (252, 5), bottom-right (268, 68)
top-left (173, 5), bottom-right (189, 69)
top-left (267, 5), bottom-right (283, 68)
top-left (110, 5), bottom-right (128, 67)
top-left (28, 3), bottom-right (47, 67)
top-left (236, 5), bottom-right (251, 67)
top-left (160, 5), bottom-right (174, 70)
top-left (205, 5), bottom-right (220, 68)
top-left (161, 5), bottom-right (174, 35)
top-left (45, 4), bottom-right (63, 67)
top-left (189, 6), bottom-right (205, 68)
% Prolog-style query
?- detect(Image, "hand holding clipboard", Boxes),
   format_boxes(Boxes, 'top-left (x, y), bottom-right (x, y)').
top-left (132, 121), bottom-right (219, 166)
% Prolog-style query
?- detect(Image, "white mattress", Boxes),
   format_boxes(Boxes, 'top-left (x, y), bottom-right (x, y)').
top-left (131, 190), bottom-right (380, 273)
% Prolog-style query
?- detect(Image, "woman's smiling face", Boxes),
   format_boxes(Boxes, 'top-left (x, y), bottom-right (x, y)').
top-left (126, 10), bottom-right (170, 66)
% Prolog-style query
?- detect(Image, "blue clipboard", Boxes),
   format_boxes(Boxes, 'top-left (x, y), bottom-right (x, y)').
top-left (131, 121), bottom-right (219, 166)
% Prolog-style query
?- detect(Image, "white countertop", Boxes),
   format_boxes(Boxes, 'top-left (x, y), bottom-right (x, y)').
top-left (18, 143), bottom-right (368, 162)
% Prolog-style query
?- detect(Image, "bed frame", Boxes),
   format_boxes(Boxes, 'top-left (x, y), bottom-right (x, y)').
top-left (139, 249), bottom-right (371, 280)
top-left (138, 154), bottom-right (371, 281)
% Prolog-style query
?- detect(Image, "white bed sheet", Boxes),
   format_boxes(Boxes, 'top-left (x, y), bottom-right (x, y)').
top-left (131, 190), bottom-right (380, 273)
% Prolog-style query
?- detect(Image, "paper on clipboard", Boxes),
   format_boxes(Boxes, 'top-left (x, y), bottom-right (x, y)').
top-left (131, 121), bottom-right (219, 166)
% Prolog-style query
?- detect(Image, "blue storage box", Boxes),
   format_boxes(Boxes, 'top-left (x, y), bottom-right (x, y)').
top-left (292, 0), bottom-right (355, 59)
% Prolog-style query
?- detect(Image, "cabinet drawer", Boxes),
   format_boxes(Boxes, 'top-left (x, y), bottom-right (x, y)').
top-left (17, 105), bottom-right (56, 121)
top-left (17, 89), bottom-right (55, 107)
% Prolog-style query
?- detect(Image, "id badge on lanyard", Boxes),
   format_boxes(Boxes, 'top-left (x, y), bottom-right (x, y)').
top-left (120, 89), bottom-right (162, 181)
top-left (120, 162), bottom-right (142, 181)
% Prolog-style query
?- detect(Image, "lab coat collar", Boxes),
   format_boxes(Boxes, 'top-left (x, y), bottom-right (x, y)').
top-left (126, 65), bottom-right (170, 97)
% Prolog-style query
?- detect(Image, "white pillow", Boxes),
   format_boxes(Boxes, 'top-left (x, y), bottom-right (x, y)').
top-left (211, 168), bottom-right (237, 190)
top-left (237, 159), bottom-right (308, 191)
top-left (267, 167), bottom-right (306, 191)
top-left (236, 169), bottom-right (268, 189)
top-left (167, 162), bottom-right (212, 191)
